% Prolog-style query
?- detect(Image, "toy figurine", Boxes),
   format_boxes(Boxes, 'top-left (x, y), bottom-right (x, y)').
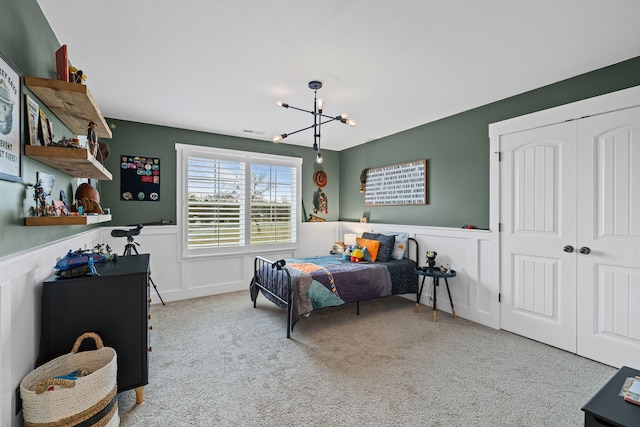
top-left (426, 251), bottom-right (437, 269)
top-left (34, 180), bottom-right (49, 217)
top-left (350, 247), bottom-right (364, 262)
top-left (87, 121), bottom-right (98, 158)
top-left (313, 187), bottom-right (328, 215)
top-left (87, 258), bottom-right (100, 276)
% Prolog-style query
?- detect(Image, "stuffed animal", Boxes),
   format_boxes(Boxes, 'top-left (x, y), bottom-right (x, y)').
top-left (350, 248), bottom-right (364, 262)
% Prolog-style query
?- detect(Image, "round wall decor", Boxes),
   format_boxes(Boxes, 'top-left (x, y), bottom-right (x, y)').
top-left (313, 170), bottom-right (327, 188)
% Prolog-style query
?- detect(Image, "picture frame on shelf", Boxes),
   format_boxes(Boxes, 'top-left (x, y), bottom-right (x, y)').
top-left (38, 109), bottom-right (51, 146)
top-left (0, 49), bottom-right (23, 183)
top-left (26, 94), bottom-right (40, 145)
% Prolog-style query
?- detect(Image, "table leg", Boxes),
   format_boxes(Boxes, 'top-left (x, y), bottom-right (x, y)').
top-left (432, 277), bottom-right (438, 322)
top-left (135, 386), bottom-right (145, 404)
top-left (444, 278), bottom-right (456, 318)
top-left (415, 275), bottom-right (427, 313)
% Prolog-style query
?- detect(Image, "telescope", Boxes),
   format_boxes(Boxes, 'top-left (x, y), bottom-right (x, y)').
top-left (109, 223), bottom-right (164, 305)
top-left (111, 224), bottom-right (144, 238)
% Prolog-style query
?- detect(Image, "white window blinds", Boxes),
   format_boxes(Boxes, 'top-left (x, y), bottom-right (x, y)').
top-left (187, 156), bottom-right (245, 248)
top-left (250, 163), bottom-right (297, 245)
top-left (177, 144), bottom-right (301, 258)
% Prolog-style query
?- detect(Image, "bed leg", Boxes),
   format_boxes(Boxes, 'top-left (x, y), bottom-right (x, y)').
top-left (287, 287), bottom-right (292, 339)
top-left (357, 301), bottom-right (360, 315)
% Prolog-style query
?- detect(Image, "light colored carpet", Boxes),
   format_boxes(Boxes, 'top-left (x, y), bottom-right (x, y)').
top-left (116, 291), bottom-right (615, 426)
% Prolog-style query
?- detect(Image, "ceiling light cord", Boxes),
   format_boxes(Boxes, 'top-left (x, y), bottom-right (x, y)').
top-left (273, 81), bottom-right (355, 164)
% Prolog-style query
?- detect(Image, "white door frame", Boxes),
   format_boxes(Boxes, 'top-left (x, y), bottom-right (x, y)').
top-left (489, 85), bottom-right (640, 329)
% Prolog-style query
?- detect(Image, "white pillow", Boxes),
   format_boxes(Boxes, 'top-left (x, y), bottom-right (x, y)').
top-left (383, 232), bottom-right (410, 260)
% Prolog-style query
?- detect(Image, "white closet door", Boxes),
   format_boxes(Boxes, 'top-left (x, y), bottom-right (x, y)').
top-left (576, 105), bottom-right (640, 368)
top-left (500, 121), bottom-right (578, 352)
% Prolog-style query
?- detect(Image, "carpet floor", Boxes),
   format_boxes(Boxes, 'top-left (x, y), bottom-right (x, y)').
top-left (116, 291), bottom-right (615, 426)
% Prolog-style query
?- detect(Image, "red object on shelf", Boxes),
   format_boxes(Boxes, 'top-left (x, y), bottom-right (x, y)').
top-left (55, 45), bottom-right (69, 82)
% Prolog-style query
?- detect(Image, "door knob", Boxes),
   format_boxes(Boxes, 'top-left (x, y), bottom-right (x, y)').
top-left (563, 245), bottom-right (574, 253)
top-left (579, 247), bottom-right (591, 254)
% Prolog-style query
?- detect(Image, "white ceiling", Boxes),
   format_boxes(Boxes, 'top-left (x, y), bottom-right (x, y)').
top-left (36, 0), bottom-right (640, 151)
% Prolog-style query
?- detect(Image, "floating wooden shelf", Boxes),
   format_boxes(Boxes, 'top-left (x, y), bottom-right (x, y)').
top-left (25, 214), bottom-right (112, 226)
top-left (25, 76), bottom-right (112, 139)
top-left (25, 145), bottom-right (112, 180)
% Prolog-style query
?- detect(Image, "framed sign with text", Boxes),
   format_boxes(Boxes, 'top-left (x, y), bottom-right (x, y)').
top-left (0, 49), bottom-right (23, 182)
top-left (364, 159), bottom-right (427, 206)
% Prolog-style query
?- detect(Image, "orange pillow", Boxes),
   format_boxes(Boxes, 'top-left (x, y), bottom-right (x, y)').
top-left (356, 237), bottom-right (380, 262)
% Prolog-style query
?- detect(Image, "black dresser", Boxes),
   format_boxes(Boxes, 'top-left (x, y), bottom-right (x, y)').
top-left (38, 254), bottom-right (151, 403)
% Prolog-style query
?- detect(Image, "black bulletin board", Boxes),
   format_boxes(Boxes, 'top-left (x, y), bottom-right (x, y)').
top-left (120, 154), bottom-right (160, 201)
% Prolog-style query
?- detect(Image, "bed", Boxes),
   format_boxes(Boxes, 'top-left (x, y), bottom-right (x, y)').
top-left (250, 234), bottom-right (418, 337)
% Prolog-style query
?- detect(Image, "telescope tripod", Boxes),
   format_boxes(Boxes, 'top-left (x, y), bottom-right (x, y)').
top-left (123, 237), bottom-right (165, 305)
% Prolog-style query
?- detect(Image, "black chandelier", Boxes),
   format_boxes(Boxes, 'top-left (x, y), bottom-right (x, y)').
top-left (273, 80), bottom-right (356, 163)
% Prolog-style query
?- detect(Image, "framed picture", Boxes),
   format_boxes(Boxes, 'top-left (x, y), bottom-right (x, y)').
top-left (0, 49), bottom-right (23, 182)
top-left (38, 109), bottom-right (51, 146)
top-left (364, 159), bottom-right (427, 206)
top-left (26, 94), bottom-right (40, 145)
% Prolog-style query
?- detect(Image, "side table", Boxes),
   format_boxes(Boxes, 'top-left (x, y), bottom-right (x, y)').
top-left (582, 365), bottom-right (640, 426)
top-left (415, 267), bottom-right (457, 321)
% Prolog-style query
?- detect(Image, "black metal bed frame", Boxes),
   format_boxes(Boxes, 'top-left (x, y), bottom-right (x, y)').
top-left (252, 237), bottom-right (419, 338)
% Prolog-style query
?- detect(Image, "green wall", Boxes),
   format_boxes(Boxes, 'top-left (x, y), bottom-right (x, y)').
top-left (1, 0), bottom-right (639, 258)
top-left (339, 56), bottom-right (640, 228)
top-left (0, 0), bottom-right (88, 259)
top-left (100, 119), bottom-right (340, 227)
top-left (0, 0), bottom-right (339, 258)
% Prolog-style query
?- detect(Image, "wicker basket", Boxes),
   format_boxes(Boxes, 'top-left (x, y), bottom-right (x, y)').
top-left (20, 332), bottom-right (119, 427)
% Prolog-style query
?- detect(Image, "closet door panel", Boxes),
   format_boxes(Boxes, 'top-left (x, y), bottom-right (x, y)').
top-left (576, 105), bottom-right (640, 368)
top-left (500, 122), bottom-right (577, 352)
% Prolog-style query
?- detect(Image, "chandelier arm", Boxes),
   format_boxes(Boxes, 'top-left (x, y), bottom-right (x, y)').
top-left (319, 113), bottom-right (342, 120)
top-left (283, 105), bottom-right (315, 115)
top-left (279, 123), bottom-right (316, 138)
top-left (319, 117), bottom-right (340, 125)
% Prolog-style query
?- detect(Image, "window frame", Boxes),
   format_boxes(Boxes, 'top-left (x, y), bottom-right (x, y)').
top-left (176, 143), bottom-right (302, 259)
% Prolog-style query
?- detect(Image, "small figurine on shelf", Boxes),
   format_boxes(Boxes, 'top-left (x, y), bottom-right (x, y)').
top-left (34, 180), bottom-right (49, 217)
top-left (87, 121), bottom-right (98, 158)
top-left (68, 66), bottom-right (87, 84)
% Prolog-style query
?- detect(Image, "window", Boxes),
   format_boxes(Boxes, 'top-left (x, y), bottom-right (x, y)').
top-left (176, 144), bottom-right (301, 258)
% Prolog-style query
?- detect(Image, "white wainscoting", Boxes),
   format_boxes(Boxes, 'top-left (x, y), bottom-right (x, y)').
top-left (100, 222), bottom-right (498, 327)
top-left (0, 229), bottom-right (104, 427)
top-left (0, 221), bottom-right (497, 426)
top-left (100, 222), bottom-right (342, 305)
top-left (340, 223), bottom-right (499, 329)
